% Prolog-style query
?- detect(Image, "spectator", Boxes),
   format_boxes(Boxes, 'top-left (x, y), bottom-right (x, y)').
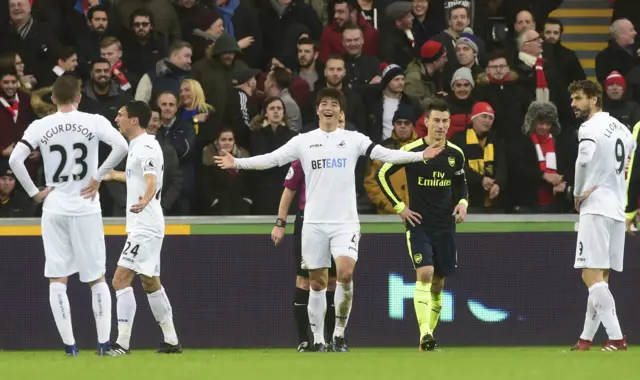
top-left (543, 18), bottom-right (586, 88)
top-left (0, 159), bottom-right (35, 217)
top-left (356, 0), bottom-right (383, 30)
top-left (259, 0), bottom-right (323, 68)
top-left (443, 0), bottom-right (475, 29)
top-left (450, 102), bottom-right (507, 213)
top-left (612, 0), bottom-right (640, 35)
top-left (342, 24), bottom-right (381, 91)
top-left (156, 91), bottom-right (197, 215)
top-left (214, 0), bottom-right (263, 68)
top-left (135, 40), bottom-right (193, 106)
top-left (302, 55), bottom-right (366, 132)
top-left (188, 12), bottom-right (224, 63)
top-left (405, 40), bottom-right (448, 111)
top-left (265, 67), bottom-right (303, 132)
top-left (412, 0), bottom-right (444, 52)
top-left (110, 0), bottom-right (181, 45)
top-left (378, 1), bottom-right (415, 69)
top-left (595, 18), bottom-right (640, 84)
top-left (75, 5), bottom-right (109, 78)
top-left (367, 63), bottom-right (421, 142)
top-left (363, 103), bottom-right (417, 214)
top-left (296, 38), bottom-right (323, 91)
top-left (230, 60), bottom-right (261, 149)
top-left (506, 101), bottom-right (573, 213)
top-left (444, 67), bottom-right (475, 138)
top-left (78, 59), bottom-right (133, 129)
top-left (433, 5), bottom-right (487, 68)
top-left (446, 32), bottom-right (483, 88)
top-left (502, 9), bottom-right (535, 63)
top-left (122, 8), bottom-right (169, 82)
top-left (0, 69), bottom-right (36, 162)
top-left (474, 50), bottom-right (532, 139)
top-left (174, 0), bottom-right (212, 40)
top-left (603, 71), bottom-right (640, 129)
top-left (178, 79), bottom-right (216, 145)
top-left (248, 96), bottom-right (297, 215)
top-left (319, 0), bottom-right (378, 63)
top-left (61, 0), bottom-right (106, 44)
top-left (0, 0), bottom-right (61, 89)
top-left (100, 36), bottom-right (137, 92)
top-left (256, 56), bottom-right (312, 107)
top-left (192, 33), bottom-right (241, 137)
top-left (0, 52), bottom-right (34, 91)
top-left (200, 128), bottom-right (252, 215)
top-left (40, 46), bottom-right (79, 88)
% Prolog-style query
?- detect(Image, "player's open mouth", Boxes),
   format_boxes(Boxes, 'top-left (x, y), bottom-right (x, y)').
top-left (323, 111), bottom-right (333, 117)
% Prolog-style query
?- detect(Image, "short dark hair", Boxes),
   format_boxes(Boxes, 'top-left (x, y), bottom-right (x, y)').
top-left (130, 7), bottom-right (154, 26)
top-left (150, 104), bottom-right (161, 114)
top-left (90, 58), bottom-right (111, 70)
top-left (425, 98), bottom-right (450, 117)
top-left (449, 5), bottom-right (469, 19)
top-left (269, 67), bottom-right (291, 90)
top-left (125, 100), bottom-right (152, 128)
top-left (487, 49), bottom-right (510, 65)
top-left (168, 40), bottom-right (192, 56)
top-left (88, 5), bottom-right (108, 21)
top-left (545, 17), bottom-right (564, 34)
top-left (334, 0), bottom-right (355, 11)
top-left (342, 23), bottom-right (362, 34)
top-left (315, 88), bottom-right (347, 111)
top-left (157, 91), bottom-right (178, 103)
top-left (0, 66), bottom-right (18, 80)
top-left (568, 80), bottom-right (603, 108)
top-left (325, 54), bottom-right (345, 67)
top-left (297, 37), bottom-right (317, 52)
top-left (56, 46), bottom-right (76, 62)
top-left (52, 75), bottom-right (81, 105)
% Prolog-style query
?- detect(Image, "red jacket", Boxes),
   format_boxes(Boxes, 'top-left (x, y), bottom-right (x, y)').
top-left (318, 14), bottom-right (378, 63)
top-left (0, 91), bottom-right (35, 152)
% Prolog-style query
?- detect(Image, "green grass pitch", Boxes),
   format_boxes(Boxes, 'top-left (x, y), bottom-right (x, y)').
top-left (0, 347), bottom-right (636, 380)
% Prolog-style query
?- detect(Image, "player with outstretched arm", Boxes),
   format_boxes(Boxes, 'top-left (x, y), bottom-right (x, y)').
top-left (570, 80), bottom-right (633, 351)
top-left (375, 98), bottom-right (468, 351)
top-left (216, 88), bottom-right (443, 352)
top-left (98, 101), bottom-right (182, 355)
top-left (8, 75), bottom-right (129, 356)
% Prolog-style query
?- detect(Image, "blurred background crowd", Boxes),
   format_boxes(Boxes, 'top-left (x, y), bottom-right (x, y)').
top-left (0, 0), bottom-right (638, 218)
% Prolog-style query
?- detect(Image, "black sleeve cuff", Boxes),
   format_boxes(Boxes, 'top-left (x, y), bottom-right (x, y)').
top-left (365, 143), bottom-right (376, 157)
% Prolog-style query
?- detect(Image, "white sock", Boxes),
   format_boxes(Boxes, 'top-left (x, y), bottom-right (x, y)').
top-left (91, 282), bottom-right (112, 344)
top-left (333, 281), bottom-right (353, 338)
top-left (147, 287), bottom-right (179, 345)
top-left (579, 293), bottom-right (601, 341)
top-left (308, 288), bottom-right (327, 345)
top-left (590, 282), bottom-right (623, 340)
top-left (49, 282), bottom-right (75, 346)
top-left (116, 287), bottom-right (137, 350)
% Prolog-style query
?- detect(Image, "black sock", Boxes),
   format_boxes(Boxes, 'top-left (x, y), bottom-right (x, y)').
top-left (293, 287), bottom-right (310, 344)
top-left (325, 290), bottom-right (336, 342)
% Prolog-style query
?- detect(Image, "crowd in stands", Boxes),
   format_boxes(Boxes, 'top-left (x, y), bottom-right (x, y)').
top-left (0, 0), bottom-right (638, 218)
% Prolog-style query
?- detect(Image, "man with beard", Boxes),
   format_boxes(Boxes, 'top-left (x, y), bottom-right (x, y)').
top-left (432, 5), bottom-right (487, 69)
top-left (318, 0), bottom-right (378, 63)
top-left (303, 54), bottom-right (366, 133)
top-left (0, 69), bottom-right (37, 167)
top-left (297, 37), bottom-right (323, 91)
top-left (570, 80), bottom-right (632, 352)
top-left (135, 40), bottom-right (192, 106)
top-left (76, 5), bottom-right (109, 78)
top-left (543, 18), bottom-right (585, 89)
top-left (122, 8), bottom-right (168, 83)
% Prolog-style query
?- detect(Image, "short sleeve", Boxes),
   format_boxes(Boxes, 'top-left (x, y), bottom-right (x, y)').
top-left (139, 146), bottom-right (161, 176)
top-left (18, 120), bottom-right (41, 151)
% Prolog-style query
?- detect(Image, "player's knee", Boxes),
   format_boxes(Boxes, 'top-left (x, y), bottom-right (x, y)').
top-left (416, 266), bottom-right (434, 283)
top-left (581, 268), bottom-right (603, 287)
top-left (431, 277), bottom-right (445, 293)
top-left (140, 275), bottom-right (161, 293)
top-left (88, 276), bottom-right (106, 288)
top-left (336, 270), bottom-right (353, 284)
top-left (112, 269), bottom-right (134, 291)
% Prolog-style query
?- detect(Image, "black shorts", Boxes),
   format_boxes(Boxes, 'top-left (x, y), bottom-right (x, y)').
top-left (294, 212), bottom-right (336, 278)
top-left (406, 226), bottom-right (457, 277)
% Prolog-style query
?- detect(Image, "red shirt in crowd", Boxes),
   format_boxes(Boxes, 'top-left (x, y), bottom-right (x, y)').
top-left (318, 13), bottom-right (379, 63)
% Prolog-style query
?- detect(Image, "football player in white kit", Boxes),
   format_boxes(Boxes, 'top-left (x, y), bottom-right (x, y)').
top-left (101, 101), bottom-right (181, 355)
top-left (215, 88), bottom-right (444, 352)
top-left (569, 80), bottom-right (633, 351)
top-left (8, 75), bottom-right (129, 356)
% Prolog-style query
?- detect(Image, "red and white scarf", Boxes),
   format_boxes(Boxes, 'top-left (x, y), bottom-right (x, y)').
top-left (518, 52), bottom-right (549, 102)
top-left (531, 132), bottom-right (556, 206)
top-left (111, 59), bottom-right (131, 91)
top-left (0, 94), bottom-right (19, 123)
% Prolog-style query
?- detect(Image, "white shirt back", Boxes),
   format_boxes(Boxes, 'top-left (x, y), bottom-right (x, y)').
top-left (125, 133), bottom-right (165, 236)
top-left (577, 112), bottom-right (635, 221)
top-left (20, 110), bottom-right (124, 216)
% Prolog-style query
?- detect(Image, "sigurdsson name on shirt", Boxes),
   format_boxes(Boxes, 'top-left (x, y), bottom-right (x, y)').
top-left (40, 123), bottom-right (97, 145)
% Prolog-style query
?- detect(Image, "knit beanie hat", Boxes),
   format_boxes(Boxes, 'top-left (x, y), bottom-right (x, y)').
top-left (457, 32), bottom-right (478, 53)
top-left (380, 63), bottom-right (405, 89)
top-left (420, 40), bottom-right (446, 63)
top-left (605, 71), bottom-right (626, 91)
top-left (451, 67), bottom-right (475, 88)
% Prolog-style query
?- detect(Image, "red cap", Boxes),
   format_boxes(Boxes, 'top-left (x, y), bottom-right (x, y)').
top-left (471, 102), bottom-right (494, 120)
top-left (605, 71), bottom-right (626, 91)
top-left (420, 40), bottom-right (445, 63)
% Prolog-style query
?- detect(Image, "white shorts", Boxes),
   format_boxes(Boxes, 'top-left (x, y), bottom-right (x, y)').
top-left (41, 212), bottom-right (106, 282)
top-left (575, 214), bottom-right (625, 272)
top-left (301, 223), bottom-right (360, 270)
top-left (117, 233), bottom-right (163, 277)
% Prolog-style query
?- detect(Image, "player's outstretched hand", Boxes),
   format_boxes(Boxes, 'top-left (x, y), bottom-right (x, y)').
top-left (214, 149), bottom-right (236, 169)
top-left (423, 144), bottom-right (445, 160)
top-left (453, 202), bottom-right (467, 223)
top-left (271, 226), bottom-right (285, 246)
top-left (130, 196), bottom-right (149, 214)
top-left (574, 186), bottom-right (598, 212)
top-left (80, 177), bottom-right (100, 200)
top-left (399, 207), bottom-right (422, 227)
top-left (33, 187), bottom-right (53, 203)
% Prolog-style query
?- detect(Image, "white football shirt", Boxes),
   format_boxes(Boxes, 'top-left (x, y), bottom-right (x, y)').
top-left (575, 112), bottom-right (635, 221)
top-left (126, 133), bottom-right (165, 237)
top-left (234, 128), bottom-right (424, 223)
top-left (16, 110), bottom-right (128, 216)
